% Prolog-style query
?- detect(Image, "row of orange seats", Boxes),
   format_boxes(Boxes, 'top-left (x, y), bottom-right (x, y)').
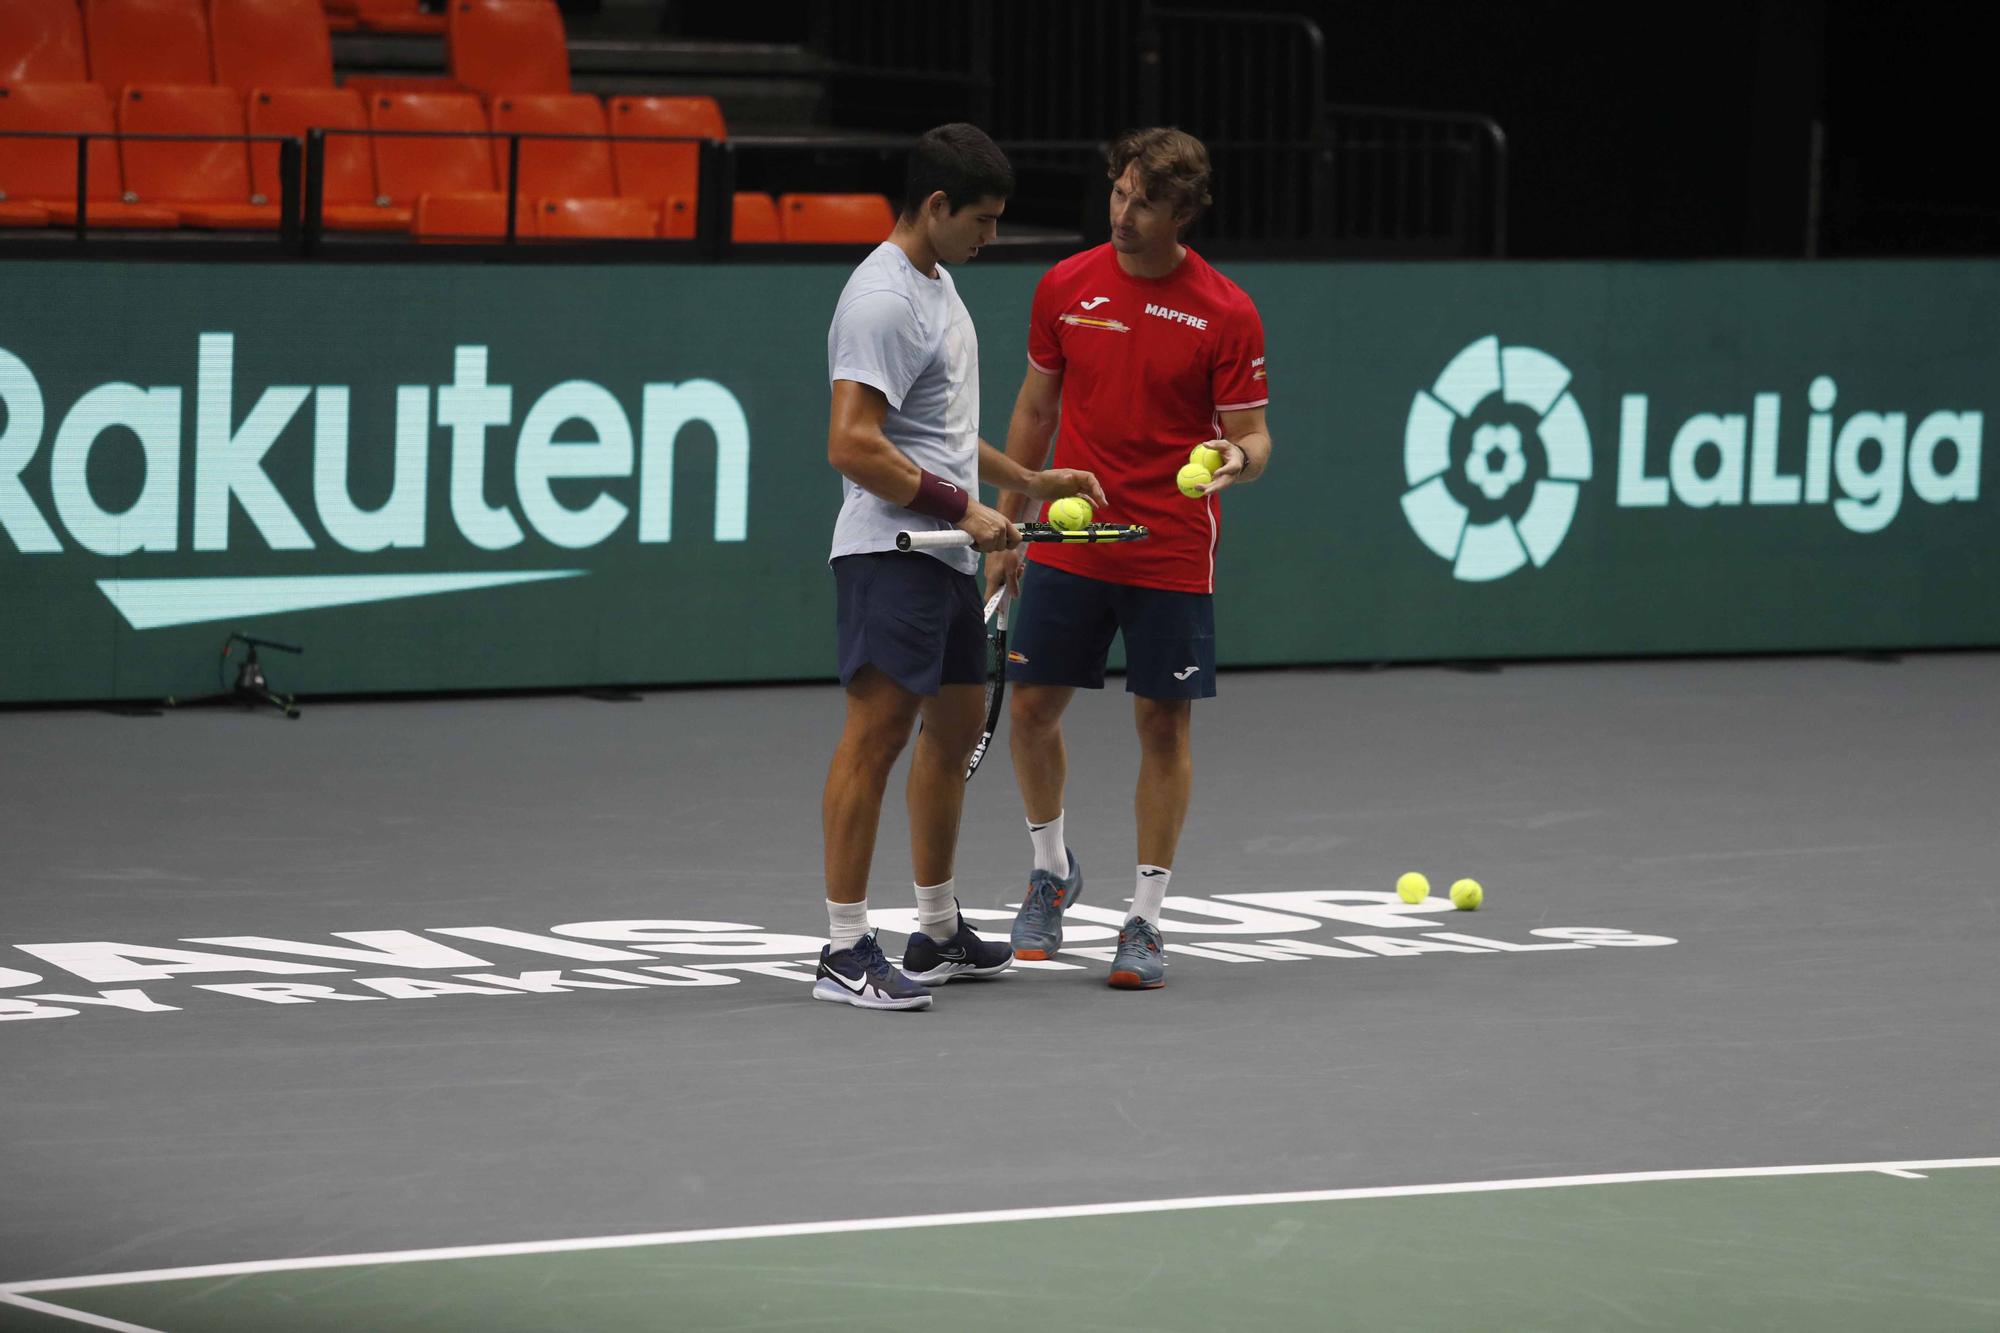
top-left (2, 0), bottom-right (568, 100)
top-left (0, 82), bottom-right (897, 241)
top-left (440, 191), bottom-right (894, 244)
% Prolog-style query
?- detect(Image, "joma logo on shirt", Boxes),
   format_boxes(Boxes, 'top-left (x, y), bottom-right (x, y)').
top-left (1144, 303), bottom-right (1209, 330)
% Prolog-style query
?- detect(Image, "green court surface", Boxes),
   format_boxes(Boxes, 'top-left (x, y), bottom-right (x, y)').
top-left (6, 1163), bottom-right (1996, 1332)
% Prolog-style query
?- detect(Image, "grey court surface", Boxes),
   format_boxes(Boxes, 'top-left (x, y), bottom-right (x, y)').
top-left (2, 654), bottom-right (1997, 1329)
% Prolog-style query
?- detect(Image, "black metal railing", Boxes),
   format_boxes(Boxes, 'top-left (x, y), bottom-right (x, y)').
top-left (2, 126), bottom-right (1506, 258)
top-left (1323, 104), bottom-right (1509, 256)
top-left (784, 1), bottom-right (1509, 255)
top-left (1144, 7), bottom-right (1326, 145)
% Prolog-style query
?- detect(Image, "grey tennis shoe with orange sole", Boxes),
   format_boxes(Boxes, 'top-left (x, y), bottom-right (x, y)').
top-left (1108, 915), bottom-right (1167, 989)
top-left (1009, 849), bottom-right (1083, 960)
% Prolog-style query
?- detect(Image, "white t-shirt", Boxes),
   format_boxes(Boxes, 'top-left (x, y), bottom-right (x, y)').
top-left (826, 241), bottom-right (981, 574)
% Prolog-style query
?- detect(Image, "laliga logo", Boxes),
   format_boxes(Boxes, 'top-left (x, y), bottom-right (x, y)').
top-left (1402, 335), bottom-right (1986, 584)
top-left (1401, 336), bottom-right (1591, 582)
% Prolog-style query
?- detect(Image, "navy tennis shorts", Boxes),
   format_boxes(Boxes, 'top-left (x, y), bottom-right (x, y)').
top-left (833, 551), bottom-right (987, 697)
top-left (1004, 561), bottom-right (1217, 699)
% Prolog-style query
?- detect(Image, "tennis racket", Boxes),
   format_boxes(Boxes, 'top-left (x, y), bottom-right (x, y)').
top-left (964, 587), bottom-right (1009, 781)
top-left (897, 521), bottom-right (1151, 551)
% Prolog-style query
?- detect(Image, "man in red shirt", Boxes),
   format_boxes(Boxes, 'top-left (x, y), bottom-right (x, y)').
top-left (987, 127), bottom-right (1273, 990)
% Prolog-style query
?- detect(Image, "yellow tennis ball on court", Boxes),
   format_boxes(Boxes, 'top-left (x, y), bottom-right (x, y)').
top-left (1396, 872), bottom-right (1430, 905)
top-left (1450, 878), bottom-right (1484, 910)
top-left (1176, 462), bottom-right (1212, 498)
top-left (1048, 496), bottom-right (1093, 531)
top-left (1189, 443), bottom-right (1226, 474)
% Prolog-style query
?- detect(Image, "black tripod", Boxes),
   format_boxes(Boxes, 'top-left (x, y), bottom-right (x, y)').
top-left (166, 634), bottom-right (303, 719)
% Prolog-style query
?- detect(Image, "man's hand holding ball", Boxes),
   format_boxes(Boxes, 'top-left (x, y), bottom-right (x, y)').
top-left (1182, 440), bottom-right (1243, 498)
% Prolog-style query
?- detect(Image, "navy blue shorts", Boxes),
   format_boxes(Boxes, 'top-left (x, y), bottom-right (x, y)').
top-left (1004, 561), bottom-right (1217, 699)
top-left (833, 552), bottom-right (987, 697)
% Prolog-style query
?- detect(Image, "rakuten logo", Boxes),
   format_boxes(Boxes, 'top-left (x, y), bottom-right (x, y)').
top-left (0, 336), bottom-right (751, 627)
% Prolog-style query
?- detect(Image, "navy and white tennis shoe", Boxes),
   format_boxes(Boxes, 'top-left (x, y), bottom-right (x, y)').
top-left (813, 932), bottom-right (933, 1011)
top-left (902, 908), bottom-right (1014, 984)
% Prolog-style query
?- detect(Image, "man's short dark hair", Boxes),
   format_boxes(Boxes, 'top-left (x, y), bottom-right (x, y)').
top-left (900, 123), bottom-right (1014, 221)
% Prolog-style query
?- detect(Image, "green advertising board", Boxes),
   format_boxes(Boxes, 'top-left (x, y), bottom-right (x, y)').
top-left (0, 257), bottom-right (1992, 703)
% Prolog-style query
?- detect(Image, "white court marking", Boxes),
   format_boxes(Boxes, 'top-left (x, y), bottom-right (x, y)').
top-left (3, 1156), bottom-right (1995, 1331)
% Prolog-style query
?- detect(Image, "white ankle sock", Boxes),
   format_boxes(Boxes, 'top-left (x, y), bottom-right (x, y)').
top-left (915, 879), bottom-right (959, 940)
top-left (1028, 811), bottom-right (1067, 875)
top-left (826, 898), bottom-right (870, 953)
top-left (1131, 865), bottom-right (1171, 924)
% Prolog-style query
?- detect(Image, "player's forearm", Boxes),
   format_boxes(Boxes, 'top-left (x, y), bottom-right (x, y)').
top-left (828, 426), bottom-right (924, 506)
top-left (1229, 430), bottom-right (1273, 483)
top-left (977, 440), bottom-right (1036, 496)
top-left (995, 404), bottom-right (1059, 520)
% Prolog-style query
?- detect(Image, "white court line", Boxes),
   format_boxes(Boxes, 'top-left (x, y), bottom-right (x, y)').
top-left (4, 1155), bottom-right (1995, 1316)
top-left (1878, 1168), bottom-right (1929, 1179)
top-left (0, 1291), bottom-right (166, 1333)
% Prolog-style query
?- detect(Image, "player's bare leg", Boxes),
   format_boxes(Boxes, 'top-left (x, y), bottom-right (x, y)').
top-left (1007, 683), bottom-right (1085, 958)
top-left (816, 667), bottom-right (935, 1010)
top-left (822, 667), bottom-right (921, 904)
top-left (1133, 696), bottom-right (1193, 869)
top-left (1110, 695), bottom-right (1191, 989)
top-left (1007, 683), bottom-right (1074, 823)
top-left (899, 681), bottom-right (1016, 983)
top-left (907, 683), bottom-right (986, 886)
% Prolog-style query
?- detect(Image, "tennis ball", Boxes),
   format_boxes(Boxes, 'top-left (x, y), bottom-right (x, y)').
top-left (1176, 462), bottom-right (1212, 498)
top-left (1049, 496), bottom-right (1093, 531)
top-left (1396, 871), bottom-right (1430, 905)
top-left (1189, 443), bottom-right (1226, 474)
top-left (1450, 878), bottom-right (1484, 910)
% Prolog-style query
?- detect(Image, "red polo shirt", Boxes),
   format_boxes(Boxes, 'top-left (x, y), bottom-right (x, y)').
top-left (1025, 243), bottom-right (1267, 593)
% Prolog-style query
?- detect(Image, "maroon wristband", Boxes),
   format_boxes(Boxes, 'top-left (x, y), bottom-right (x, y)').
top-left (908, 469), bottom-right (970, 523)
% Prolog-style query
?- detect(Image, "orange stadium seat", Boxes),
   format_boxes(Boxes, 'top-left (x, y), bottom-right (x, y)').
top-left (320, 0), bottom-right (360, 33)
top-left (731, 191), bottom-right (779, 242)
top-left (1, 2), bottom-right (90, 83)
top-left (369, 90), bottom-right (521, 238)
top-left (412, 188), bottom-right (505, 238)
top-left (354, 0), bottom-right (444, 35)
top-left (248, 87), bottom-right (409, 230)
top-left (778, 192), bottom-right (895, 243)
top-left (488, 93), bottom-right (611, 195)
top-left (367, 89), bottom-right (490, 200)
top-left (608, 94), bottom-right (721, 217)
top-left (448, 0), bottom-right (568, 95)
top-left (531, 196), bottom-right (654, 239)
top-left (84, 0), bottom-right (213, 90)
top-left (0, 82), bottom-right (179, 227)
top-left (0, 199), bottom-right (53, 228)
top-left (210, 0), bottom-right (334, 92)
top-left (118, 83), bottom-right (276, 227)
top-left (657, 195), bottom-right (693, 238)
top-left (489, 93), bottom-right (654, 236)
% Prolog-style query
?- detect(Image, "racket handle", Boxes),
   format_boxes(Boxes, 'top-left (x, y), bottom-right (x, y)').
top-left (895, 529), bottom-right (973, 551)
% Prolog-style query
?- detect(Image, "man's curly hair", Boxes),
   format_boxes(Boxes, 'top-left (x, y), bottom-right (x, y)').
top-left (1106, 128), bottom-right (1213, 229)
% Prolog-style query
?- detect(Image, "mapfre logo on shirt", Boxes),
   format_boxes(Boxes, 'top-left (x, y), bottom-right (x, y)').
top-left (1144, 302), bottom-right (1209, 330)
